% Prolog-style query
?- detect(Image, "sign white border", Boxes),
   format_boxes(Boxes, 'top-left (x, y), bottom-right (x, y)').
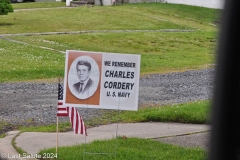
top-left (63, 50), bottom-right (141, 111)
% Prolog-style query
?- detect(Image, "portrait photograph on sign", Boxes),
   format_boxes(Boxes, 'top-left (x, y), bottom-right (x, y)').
top-left (68, 56), bottom-right (100, 100)
top-left (64, 51), bottom-right (102, 106)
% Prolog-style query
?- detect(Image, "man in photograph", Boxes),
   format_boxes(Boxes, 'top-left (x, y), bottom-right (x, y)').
top-left (73, 60), bottom-right (95, 99)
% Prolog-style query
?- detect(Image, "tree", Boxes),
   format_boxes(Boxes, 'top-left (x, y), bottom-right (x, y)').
top-left (0, 0), bottom-right (14, 15)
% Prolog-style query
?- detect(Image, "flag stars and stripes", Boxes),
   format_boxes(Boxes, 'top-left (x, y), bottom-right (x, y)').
top-left (57, 83), bottom-right (87, 135)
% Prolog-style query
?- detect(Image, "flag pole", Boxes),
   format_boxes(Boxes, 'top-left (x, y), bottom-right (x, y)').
top-left (56, 115), bottom-right (59, 153)
top-left (56, 77), bottom-right (60, 153)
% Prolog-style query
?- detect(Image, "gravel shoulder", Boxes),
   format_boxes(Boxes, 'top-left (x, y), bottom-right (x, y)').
top-left (0, 68), bottom-right (214, 128)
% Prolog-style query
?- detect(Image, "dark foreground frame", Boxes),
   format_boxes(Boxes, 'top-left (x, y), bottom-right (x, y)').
top-left (208, 0), bottom-right (240, 160)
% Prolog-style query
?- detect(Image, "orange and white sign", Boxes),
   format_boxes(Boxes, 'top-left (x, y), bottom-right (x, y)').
top-left (63, 50), bottom-right (141, 111)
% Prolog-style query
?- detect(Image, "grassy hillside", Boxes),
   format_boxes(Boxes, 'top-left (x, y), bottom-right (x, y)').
top-left (0, 3), bottom-right (220, 82)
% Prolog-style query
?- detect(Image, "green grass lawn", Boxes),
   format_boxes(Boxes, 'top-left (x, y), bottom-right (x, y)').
top-left (0, 30), bottom-right (215, 82)
top-left (19, 100), bottom-right (210, 132)
top-left (0, 3), bottom-right (219, 82)
top-left (38, 137), bottom-right (206, 160)
top-left (4, 3), bottom-right (220, 34)
top-left (11, 1), bottom-right (66, 9)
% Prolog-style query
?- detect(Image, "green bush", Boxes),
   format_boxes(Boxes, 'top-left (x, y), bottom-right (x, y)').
top-left (0, 0), bottom-right (13, 15)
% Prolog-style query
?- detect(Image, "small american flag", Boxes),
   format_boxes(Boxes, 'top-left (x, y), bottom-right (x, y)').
top-left (68, 107), bottom-right (87, 135)
top-left (57, 84), bottom-right (68, 116)
top-left (57, 83), bottom-right (87, 135)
